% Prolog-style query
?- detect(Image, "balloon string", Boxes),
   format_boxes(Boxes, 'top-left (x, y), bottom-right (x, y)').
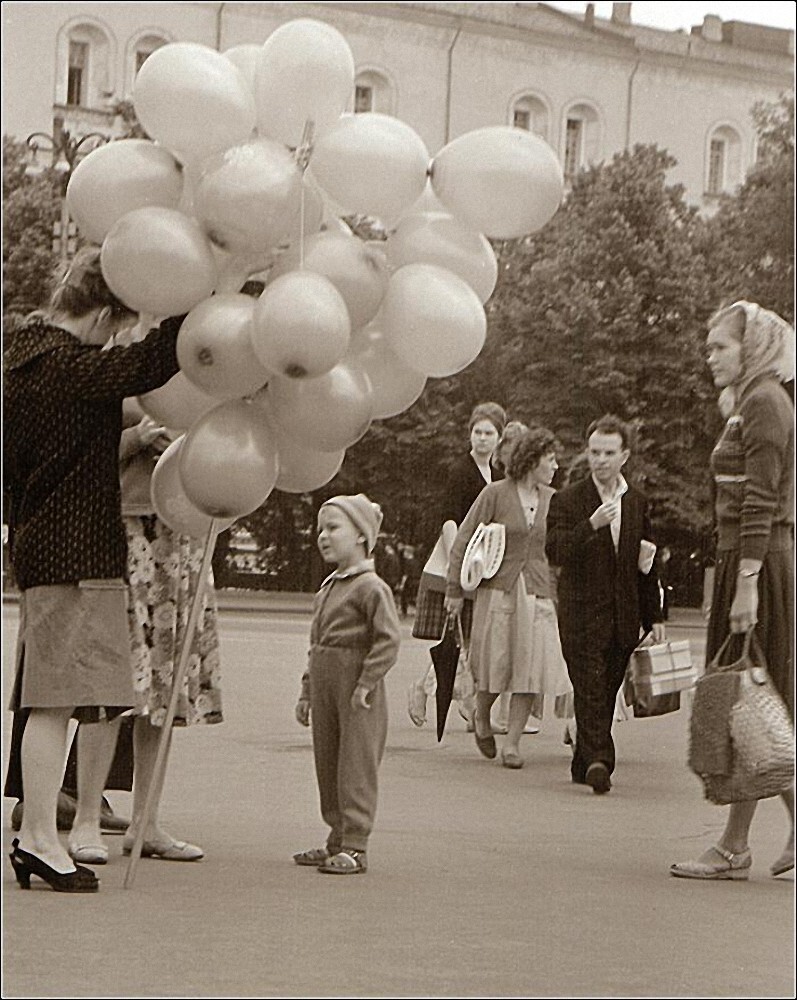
top-left (299, 182), bottom-right (306, 270)
top-left (294, 119), bottom-right (315, 273)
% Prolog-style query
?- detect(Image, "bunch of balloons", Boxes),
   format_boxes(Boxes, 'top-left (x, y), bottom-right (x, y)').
top-left (66, 17), bottom-right (564, 536)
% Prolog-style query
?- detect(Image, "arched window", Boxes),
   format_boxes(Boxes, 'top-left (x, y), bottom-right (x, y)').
top-left (510, 94), bottom-right (549, 141)
top-left (56, 21), bottom-right (114, 109)
top-left (562, 102), bottom-right (601, 179)
top-left (127, 31), bottom-right (170, 93)
top-left (705, 124), bottom-right (743, 196)
top-left (353, 69), bottom-right (395, 116)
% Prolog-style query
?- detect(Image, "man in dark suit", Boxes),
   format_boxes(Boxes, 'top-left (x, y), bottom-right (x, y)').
top-left (546, 415), bottom-right (664, 794)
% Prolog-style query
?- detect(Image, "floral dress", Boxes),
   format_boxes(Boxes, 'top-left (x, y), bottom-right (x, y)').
top-left (125, 515), bottom-right (223, 727)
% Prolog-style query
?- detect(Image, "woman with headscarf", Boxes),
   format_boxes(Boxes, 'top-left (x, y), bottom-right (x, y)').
top-left (671, 301), bottom-right (794, 881)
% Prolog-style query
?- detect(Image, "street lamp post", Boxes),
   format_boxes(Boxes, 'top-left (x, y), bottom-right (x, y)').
top-left (25, 116), bottom-right (108, 262)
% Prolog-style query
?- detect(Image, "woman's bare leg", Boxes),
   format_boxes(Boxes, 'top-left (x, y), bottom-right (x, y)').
top-left (18, 707), bottom-right (75, 871)
top-left (504, 694), bottom-right (535, 756)
top-left (70, 717), bottom-right (123, 848)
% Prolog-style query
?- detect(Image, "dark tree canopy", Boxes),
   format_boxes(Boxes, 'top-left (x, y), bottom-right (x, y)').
top-left (705, 93), bottom-right (794, 323)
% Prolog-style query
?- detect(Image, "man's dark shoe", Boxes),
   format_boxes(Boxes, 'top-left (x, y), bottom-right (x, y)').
top-left (585, 762), bottom-right (612, 795)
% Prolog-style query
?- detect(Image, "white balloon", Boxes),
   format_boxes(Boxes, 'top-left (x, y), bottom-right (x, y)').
top-left (151, 437), bottom-right (235, 539)
top-left (223, 44), bottom-right (260, 95)
top-left (101, 207), bottom-right (217, 316)
top-left (194, 138), bottom-right (303, 254)
top-left (133, 42), bottom-right (256, 164)
top-left (177, 294), bottom-right (269, 400)
top-left (66, 140), bottom-right (183, 245)
top-left (386, 212), bottom-right (498, 304)
top-left (252, 271), bottom-right (351, 379)
top-left (348, 325), bottom-right (427, 419)
top-left (381, 263), bottom-right (487, 378)
top-left (267, 231), bottom-right (389, 331)
top-left (255, 19), bottom-right (355, 147)
top-left (138, 372), bottom-right (219, 431)
top-left (430, 126), bottom-right (564, 239)
top-left (310, 113), bottom-right (429, 222)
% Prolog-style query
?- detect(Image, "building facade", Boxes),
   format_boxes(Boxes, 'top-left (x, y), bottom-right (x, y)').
top-left (2, 1), bottom-right (793, 209)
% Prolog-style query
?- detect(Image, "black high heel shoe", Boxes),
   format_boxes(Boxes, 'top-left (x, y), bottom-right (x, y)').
top-left (9, 839), bottom-right (99, 893)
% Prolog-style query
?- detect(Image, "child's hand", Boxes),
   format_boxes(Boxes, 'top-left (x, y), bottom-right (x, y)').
top-left (295, 698), bottom-right (311, 727)
top-left (350, 685), bottom-right (371, 711)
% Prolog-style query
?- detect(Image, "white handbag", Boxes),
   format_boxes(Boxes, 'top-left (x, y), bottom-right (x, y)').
top-left (460, 523), bottom-right (506, 592)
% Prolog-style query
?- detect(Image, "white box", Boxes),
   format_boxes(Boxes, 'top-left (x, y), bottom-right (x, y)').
top-left (630, 641), bottom-right (696, 695)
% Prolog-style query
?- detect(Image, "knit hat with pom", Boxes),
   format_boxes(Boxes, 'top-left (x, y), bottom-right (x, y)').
top-left (320, 494), bottom-right (383, 554)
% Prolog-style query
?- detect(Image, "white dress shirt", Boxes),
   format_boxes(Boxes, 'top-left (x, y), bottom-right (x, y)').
top-left (591, 473), bottom-right (628, 551)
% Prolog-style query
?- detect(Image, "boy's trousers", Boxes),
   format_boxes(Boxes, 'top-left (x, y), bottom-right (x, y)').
top-left (309, 645), bottom-right (388, 853)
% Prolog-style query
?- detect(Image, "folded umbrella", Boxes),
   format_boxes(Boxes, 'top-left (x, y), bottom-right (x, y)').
top-left (430, 613), bottom-right (464, 742)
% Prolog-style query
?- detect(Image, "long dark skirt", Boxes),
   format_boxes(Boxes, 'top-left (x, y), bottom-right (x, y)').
top-left (707, 546), bottom-right (794, 718)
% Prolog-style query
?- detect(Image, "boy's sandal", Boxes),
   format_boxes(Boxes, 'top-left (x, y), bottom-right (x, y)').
top-left (293, 847), bottom-right (330, 867)
top-left (318, 849), bottom-right (367, 874)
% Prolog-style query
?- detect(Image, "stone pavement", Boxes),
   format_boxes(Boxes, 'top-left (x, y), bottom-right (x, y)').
top-left (2, 603), bottom-right (793, 998)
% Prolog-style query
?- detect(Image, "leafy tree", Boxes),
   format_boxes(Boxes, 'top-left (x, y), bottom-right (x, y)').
top-left (3, 136), bottom-right (60, 322)
top-left (477, 144), bottom-right (718, 542)
top-left (705, 93), bottom-right (794, 322)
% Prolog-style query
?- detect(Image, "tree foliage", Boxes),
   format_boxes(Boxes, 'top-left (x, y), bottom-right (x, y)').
top-left (3, 136), bottom-right (60, 321)
top-left (481, 144), bottom-right (718, 539)
top-left (705, 93), bottom-right (794, 322)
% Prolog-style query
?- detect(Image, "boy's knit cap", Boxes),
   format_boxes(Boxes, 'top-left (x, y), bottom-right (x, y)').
top-left (320, 494), bottom-right (383, 554)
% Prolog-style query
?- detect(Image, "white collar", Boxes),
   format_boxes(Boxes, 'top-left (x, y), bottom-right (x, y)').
top-left (321, 558), bottom-right (375, 587)
top-left (591, 473), bottom-right (628, 503)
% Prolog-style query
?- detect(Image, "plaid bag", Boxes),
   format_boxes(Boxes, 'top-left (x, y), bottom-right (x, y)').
top-left (412, 584), bottom-right (473, 641)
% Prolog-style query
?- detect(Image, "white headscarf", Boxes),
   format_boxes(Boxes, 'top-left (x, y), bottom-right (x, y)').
top-left (716, 300), bottom-right (794, 414)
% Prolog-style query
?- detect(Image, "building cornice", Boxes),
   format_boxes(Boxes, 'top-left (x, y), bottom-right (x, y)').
top-left (223, 1), bottom-right (792, 87)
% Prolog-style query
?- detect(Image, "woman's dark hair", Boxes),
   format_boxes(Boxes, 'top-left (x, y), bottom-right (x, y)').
top-left (586, 413), bottom-right (631, 450)
top-left (48, 247), bottom-right (134, 320)
top-left (468, 401), bottom-right (507, 435)
top-left (493, 420), bottom-right (529, 473)
top-left (507, 426), bottom-right (558, 481)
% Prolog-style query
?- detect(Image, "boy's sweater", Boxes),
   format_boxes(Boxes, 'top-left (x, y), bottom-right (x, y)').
top-left (301, 566), bottom-right (400, 699)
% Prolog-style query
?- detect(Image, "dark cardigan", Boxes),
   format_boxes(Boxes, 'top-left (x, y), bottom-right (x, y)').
top-left (440, 453), bottom-right (502, 528)
top-left (4, 316), bottom-right (181, 590)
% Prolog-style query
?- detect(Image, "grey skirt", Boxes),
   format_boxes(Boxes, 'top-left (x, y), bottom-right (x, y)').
top-left (9, 580), bottom-right (134, 720)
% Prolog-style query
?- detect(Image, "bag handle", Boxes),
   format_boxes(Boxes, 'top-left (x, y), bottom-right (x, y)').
top-left (708, 628), bottom-right (755, 674)
top-left (445, 610), bottom-right (468, 655)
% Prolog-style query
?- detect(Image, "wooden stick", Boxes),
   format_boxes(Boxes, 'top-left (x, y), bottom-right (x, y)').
top-left (124, 518), bottom-right (219, 889)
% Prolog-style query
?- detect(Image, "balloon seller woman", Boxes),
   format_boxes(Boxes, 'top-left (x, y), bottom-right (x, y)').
top-left (4, 247), bottom-right (184, 893)
top-left (293, 494), bottom-right (401, 874)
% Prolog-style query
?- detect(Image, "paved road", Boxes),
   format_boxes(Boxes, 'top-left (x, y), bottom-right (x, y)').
top-left (2, 606), bottom-right (793, 998)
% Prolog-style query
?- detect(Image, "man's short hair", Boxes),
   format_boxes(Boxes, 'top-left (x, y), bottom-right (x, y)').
top-left (586, 414), bottom-right (631, 450)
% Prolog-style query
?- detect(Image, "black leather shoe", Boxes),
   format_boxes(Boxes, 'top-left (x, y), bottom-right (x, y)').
top-left (585, 762), bottom-right (612, 795)
top-left (9, 838), bottom-right (99, 892)
top-left (474, 730), bottom-right (497, 760)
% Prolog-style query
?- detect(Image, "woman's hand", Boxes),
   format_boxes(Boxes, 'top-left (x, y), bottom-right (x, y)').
top-left (137, 415), bottom-right (171, 453)
top-left (295, 698), bottom-right (310, 727)
top-left (444, 595), bottom-right (464, 617)
top-left (730, 577), bottom-right (759, 633)
top-left (350, 685), bottom-right (371, 711)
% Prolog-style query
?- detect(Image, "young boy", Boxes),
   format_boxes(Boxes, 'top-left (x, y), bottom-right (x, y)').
top-left (294, 494), bottom-right (401, 874)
